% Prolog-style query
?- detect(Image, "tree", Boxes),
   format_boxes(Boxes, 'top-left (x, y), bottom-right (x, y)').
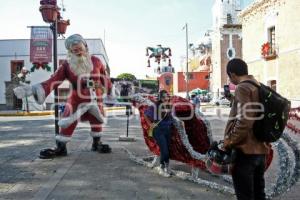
top-left (116, 73), bottom-right (137, 81)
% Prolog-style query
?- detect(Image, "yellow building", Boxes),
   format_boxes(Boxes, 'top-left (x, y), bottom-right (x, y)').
top-left (239, 0), bottom-right (300, 102)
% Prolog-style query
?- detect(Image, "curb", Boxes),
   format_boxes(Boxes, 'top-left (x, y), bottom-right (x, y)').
top-left (0, 107), bottom-right (126, 117)
top-left (105, 107), bottom-right (126, 111)
top-left (0, 111), bottom-right (55, 117)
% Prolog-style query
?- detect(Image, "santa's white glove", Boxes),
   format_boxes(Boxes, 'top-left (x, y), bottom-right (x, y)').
top-left (13, 83), bottom-right (33, 99)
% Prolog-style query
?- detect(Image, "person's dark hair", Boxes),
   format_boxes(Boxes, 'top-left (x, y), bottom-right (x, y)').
top-left (226, 58), bottom-right (248, 77)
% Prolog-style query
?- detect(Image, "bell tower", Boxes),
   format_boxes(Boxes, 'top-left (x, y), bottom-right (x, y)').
top-left (212, 0), bottom-right (242, 30)
top-left (211, 0), bottom-right (243, 96)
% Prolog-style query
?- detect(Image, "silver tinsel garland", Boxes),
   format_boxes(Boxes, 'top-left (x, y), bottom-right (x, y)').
top-left (131, 94), bottom-right (155, 107)
top-left (123, 147), bottom-right (236, 195)
top-left (267, 140), bottom-right (291, 198)
top-left (265, 132), bottom-right (300, 198)
top-left (281, 133), bottom-right (300, 190)
top-left (178, 171), bottom-right (235, 195)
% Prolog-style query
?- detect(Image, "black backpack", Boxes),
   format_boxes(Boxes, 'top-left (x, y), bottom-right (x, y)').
top-left (241, 80), bottom-right (291, 142)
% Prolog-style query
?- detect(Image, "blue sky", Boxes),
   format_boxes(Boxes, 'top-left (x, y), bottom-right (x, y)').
top-left (0, 0), bottom-right (254, 78)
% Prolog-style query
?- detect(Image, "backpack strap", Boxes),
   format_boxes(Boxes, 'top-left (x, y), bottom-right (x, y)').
top-left (240, 80), bottom-right (260, 89)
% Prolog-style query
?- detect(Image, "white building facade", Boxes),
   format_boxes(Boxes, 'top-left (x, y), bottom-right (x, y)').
top-left (0, 38), bottom-right (108, 110)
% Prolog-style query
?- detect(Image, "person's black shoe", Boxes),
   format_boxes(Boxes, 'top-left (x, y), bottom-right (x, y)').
top-left (91, 137), bottom-right (101, 151)
top-left (39, 141), bottom-right (67, 159)
top-left (98, 144), bottom-right (112, 153)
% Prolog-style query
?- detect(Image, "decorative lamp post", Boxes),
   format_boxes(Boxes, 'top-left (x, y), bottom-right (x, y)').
top-left (39, 0), bottom-right (70, 134)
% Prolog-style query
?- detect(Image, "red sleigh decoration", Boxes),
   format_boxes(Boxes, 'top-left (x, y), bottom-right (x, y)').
top-left (133, 95), bottom-right (273, 170)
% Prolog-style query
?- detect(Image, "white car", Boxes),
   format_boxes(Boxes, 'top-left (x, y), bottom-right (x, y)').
top-left (211, 96), bottom-right (231, 106)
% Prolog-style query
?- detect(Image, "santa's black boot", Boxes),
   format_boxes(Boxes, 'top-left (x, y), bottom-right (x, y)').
top-left (91, 137), bottom-right (101, 151)
top-left (39, 141), bottom-right (67, 159)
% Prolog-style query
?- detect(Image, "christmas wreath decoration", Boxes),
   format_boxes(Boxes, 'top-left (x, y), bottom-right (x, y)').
top-left (261, 42), bottom-right (271, 57)
top-left (31, 62), bottom-right (51, 72)
top-left (261, 42), bottom-right (277, 60)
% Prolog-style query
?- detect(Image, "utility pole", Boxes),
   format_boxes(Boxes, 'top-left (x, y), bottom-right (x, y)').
top-left (184, 23), bottom-right (190, 99)
top-left (103, 29), bottom-right (106, 47)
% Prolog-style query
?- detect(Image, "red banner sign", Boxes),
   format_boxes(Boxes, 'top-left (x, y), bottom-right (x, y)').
top-left (30, 27), bottom-right (52, 63)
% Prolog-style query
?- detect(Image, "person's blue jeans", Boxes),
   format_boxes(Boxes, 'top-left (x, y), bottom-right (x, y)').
top-left (153, 125), bottom-right (172, 166)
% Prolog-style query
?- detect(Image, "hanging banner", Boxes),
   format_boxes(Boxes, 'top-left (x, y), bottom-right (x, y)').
top-left (30, 26), bottom-right (52, 63)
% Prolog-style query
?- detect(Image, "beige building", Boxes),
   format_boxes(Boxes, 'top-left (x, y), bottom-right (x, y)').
top-left (239, 0), bottom-right (300, 102)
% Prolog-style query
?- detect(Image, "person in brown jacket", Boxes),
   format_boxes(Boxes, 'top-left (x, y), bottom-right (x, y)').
top-left (223, 58), bottom-right (269, 200)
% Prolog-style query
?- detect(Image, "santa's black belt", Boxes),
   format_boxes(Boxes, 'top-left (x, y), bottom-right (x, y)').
top-left (71, 82), bottom-right (88, 90)
top-left (71, 80), bottom-right (102, 90)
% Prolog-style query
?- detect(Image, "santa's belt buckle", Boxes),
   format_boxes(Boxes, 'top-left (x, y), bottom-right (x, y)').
top-left (86, 80), bottom-right (95, 89)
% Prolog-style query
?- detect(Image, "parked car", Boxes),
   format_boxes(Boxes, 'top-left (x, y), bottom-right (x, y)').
top-left (193, 93), bottom-right (212, 103)
top-left (210, 96), bottom-right (231, 106)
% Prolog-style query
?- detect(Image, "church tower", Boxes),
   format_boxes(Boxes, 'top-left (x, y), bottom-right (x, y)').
top-left (212, 0), bottom-right (242, 30)
top-left (211, 0), bottom-right (243, 97)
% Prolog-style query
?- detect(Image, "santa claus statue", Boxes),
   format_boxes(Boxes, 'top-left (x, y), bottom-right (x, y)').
top-left (13, 34), bottom-right (112, 158)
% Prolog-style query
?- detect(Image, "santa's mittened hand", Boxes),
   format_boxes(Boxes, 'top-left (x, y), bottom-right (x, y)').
top-left (13, 83), bottom-right (33, 99)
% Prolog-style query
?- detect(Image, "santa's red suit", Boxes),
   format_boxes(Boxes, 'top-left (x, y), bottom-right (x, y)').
top-left (31, 55), bottom-right (112, 142)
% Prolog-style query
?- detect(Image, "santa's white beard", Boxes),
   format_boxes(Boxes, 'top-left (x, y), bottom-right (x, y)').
top-left (68, 53), bottom-right (93, 76)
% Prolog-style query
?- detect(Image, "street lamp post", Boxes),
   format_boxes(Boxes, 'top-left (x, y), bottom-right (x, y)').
top-left (39, 2), bottom-right (69, 135)
top-left (50, 20), bottom-right (59, 135)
